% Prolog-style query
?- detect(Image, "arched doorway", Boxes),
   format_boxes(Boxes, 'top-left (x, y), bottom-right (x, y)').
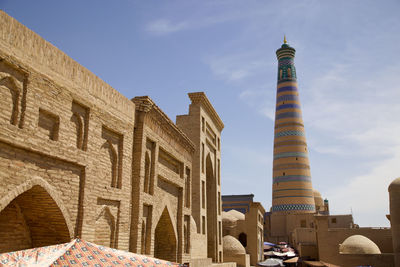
top-left (154, 207), bottom-right (177, 262)
top-left (238, 232), bottom-right (247, 247)
top-left (206, 154), bottom-right (217, 261)
top-left (0, 185), bottom-right (70, 253)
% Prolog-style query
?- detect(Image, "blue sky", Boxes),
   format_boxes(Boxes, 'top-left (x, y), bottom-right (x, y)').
top-left (2, 0), bottom-right (400, 227)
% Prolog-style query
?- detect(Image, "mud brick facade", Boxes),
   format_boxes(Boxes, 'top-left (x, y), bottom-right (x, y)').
top-left (0, 10), bottom-right (225, 265)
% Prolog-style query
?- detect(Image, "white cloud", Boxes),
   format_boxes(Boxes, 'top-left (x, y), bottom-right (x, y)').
top-left (145, 19), bottom-right (188, 36)
top-left (302, 60), bottom-right (400, 157)
top-left (207, 53), bottom-right (273, 83)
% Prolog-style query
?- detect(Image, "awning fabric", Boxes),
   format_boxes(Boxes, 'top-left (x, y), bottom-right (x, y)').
top-left (284, 257), bottom-right (299, 263)
top-left (303, 261), bottom-right (327, 267)
top-left (0, 239), bottom-right (180, 267)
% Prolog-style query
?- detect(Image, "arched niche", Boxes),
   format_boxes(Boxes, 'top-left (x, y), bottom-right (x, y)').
top-left (0, 180), bottom-right (71, 253)
top-left (71, 112), bottom-right (84, 149)
top-left (0, 75), bottom-right (20, 125)
top-left (154, 207), bottom-right (177, 262)
top-left (238, 232), bottom-right (247, 248)
top-left (144, 151), bottom-right (151, 193)
top-left (100, 140), bottom-right (118, 188)
top-left (95, 206), bottom-right (116, 248)
top-left (206, 153), bottom-right (217, 261)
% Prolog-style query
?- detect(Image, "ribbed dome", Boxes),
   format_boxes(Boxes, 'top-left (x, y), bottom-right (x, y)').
top-left (226, 209), bottom-right (245, 221)
top-left (190, 216), bottom-right (197, 233)
top-left (389, 177), bottom-right (400, 192)
top-left (223, 235), bottom-right (246, 256)
top-left (313, 189), bottom-right (324, 207)
top-left (339, 235), bottom-right (381, 254)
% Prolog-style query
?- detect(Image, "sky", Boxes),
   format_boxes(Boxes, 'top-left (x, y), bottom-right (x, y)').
top-left (2, 0), bottom-right (400, 227)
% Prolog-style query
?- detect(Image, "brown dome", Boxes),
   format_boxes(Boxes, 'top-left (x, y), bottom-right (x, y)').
top-left (389, 177), bottom-right (400, 192)
top-left (222, 211), bottom-right (237, 222)
top-left (339, 235), bottom-right (381, 254)
top-left (223, 235), bottom-right (246, 256)
top-left (313, 189), bottom-right (324, 207)
top-left (226, 209), bottom-right (245, 221)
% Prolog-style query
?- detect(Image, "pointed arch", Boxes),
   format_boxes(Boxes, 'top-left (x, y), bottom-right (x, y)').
top-left (0, 75), bottom-right (20, 125)
top-left (0, 176), bottom-right (73, 236)
top-left (101, 140), bottom-right (118, 187)
top-left (0, 177), bottom-right (72, 252)
top-left (153, 198), bottom-right (178, 239)
top-left (154, 206), bottom-right (177, 262)
top-left (206, 153), bottom-right (218, 261)
top-left (238, 232), bottom-right (247, 247)
top-left (95, 205), bottom-right (116, 248)
top-left (71, 112), bottom-right (84, 149)
top-left (144, 151), bottom-right (151, 193)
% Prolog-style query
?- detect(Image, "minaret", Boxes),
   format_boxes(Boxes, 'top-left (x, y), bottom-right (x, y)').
top-left (271, 37), bottom-right (315, 213)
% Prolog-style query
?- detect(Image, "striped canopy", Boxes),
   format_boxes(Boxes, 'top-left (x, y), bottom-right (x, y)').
top-left (0, 239), bottom-right (181, 267)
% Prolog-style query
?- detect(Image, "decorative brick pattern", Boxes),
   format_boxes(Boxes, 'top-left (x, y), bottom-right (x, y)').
top-left (275, 112), bottom-right (302, 120)
top-left (276, 94), bottom-right (299, 103)
top-left (274, 130), bottom-right (305, 138)
top-left (271, 204), bottom-right (315, 212)
top-left (277, 86), bottom-right (298, 94)
top-left (273, 175), bottom-right (311, 183)
top-left (276, 103), bottom-right (301, 111)
top-left (273, 152), bottom-right (308, 160)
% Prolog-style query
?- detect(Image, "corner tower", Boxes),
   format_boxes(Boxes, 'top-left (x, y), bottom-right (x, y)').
top-left (272, 37), bottom-right (315, 213)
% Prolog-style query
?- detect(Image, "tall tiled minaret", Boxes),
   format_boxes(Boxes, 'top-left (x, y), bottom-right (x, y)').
top-left (272, 37), bottom-right (315, 213)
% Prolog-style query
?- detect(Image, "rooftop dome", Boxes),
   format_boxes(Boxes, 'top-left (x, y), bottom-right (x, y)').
top-left (223, 235), bottom-right (246, 256)
top-left (339, 235), bottom-right (381, 254)
top-left (222, 211), bottom-right (237, 223)
top-left (313, 189), bottom-right (324, 207)
top-left (389, 177), bottom-right (400, 192)
top-left (226, 209), bottom-right (245, 221)
top-left (190, 216), bottom-right (197, 233)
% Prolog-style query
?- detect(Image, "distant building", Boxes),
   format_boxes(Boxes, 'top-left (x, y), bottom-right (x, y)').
top-left (222, 194), bottom-right (265, 266)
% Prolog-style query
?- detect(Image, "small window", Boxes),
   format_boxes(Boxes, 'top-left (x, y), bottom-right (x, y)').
top-left (300, 220), bottom-right (306, 228)
top-left (331, 218), bottom-right (337, 224)
top-left (201, 143), bottom-right (205, 173)
top-left (202, 216), bottom-right (206, 234)
top-left (202, 181), bottom-right (205, 209)
top-left (283, 172), bottom-right (285, 176)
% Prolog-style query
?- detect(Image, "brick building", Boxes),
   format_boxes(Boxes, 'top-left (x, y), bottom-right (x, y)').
top-left (0, 10), bottom-right (225, 266)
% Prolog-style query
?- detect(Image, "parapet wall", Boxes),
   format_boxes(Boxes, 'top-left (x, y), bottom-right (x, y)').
top-left (0, 10), bottom-right (134, 120)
